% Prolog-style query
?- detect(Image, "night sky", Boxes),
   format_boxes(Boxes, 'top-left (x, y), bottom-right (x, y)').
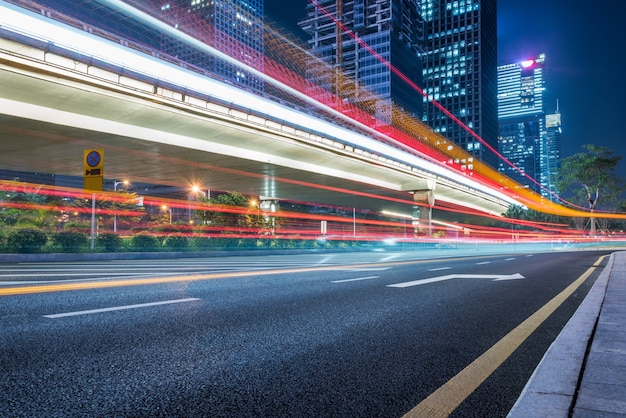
top-left (264, 0), bottom-right (626, 177)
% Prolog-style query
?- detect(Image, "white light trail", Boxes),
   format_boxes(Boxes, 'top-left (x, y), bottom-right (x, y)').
top-left (0, 1), bottom-right (520, 207)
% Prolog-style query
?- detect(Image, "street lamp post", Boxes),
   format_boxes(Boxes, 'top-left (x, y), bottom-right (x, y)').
top-left (162, 205), bottom-right (172, 224)
top-left (113, 180), bottom-right (128, 233)
top-left (583, 184), bottom-right (599, 236)
top-left (190, 185), bottom-right (209, 223)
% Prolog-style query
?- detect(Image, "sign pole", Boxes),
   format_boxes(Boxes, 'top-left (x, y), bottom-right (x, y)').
top-left (91, 193), bottom-right (96, 249)
top-left (84, 149), bottom-right (104, 250)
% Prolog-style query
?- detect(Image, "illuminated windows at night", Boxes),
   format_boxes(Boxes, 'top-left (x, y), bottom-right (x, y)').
top-left (497, 54), bottom-right (561, 200)
top-left (421, 0), bottom-right (497, 167)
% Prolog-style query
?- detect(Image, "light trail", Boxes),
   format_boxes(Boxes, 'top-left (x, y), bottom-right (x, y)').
top-left (306, 0), bottom-right (624, 218)
top-left (308, 0), bottom-right (553, 199)
top-left (2, 1), bottom-right (625, 222)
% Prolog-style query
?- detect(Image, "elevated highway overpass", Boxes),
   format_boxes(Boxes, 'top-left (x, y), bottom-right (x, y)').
top-left (0, 0), bottom-right (517, 220)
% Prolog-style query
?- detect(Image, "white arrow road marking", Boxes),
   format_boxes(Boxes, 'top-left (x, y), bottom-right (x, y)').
top-left (387, 273), bottom-right (525, 288)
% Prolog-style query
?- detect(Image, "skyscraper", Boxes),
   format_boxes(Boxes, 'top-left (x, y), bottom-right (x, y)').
top-left (542, 103), bottom-right (562, 199)
top-left (298, 0), bottom-right (425, 124)
top-left (497, 54), bottom-right (560, 199)
top-left (420, 0), bottom-right (498, 168)
top-left (159, 0), bottom-right (265, 94)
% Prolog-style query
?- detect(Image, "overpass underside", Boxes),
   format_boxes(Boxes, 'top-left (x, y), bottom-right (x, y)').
top-left (0, 33), bottom-right (509, 220)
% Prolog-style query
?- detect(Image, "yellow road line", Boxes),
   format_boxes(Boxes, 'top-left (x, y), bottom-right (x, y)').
top-left (403, 255), bottom-right (607, 418)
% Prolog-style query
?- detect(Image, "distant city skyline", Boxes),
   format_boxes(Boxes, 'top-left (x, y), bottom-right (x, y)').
top-left (265, 0), bottom-right (626, 178)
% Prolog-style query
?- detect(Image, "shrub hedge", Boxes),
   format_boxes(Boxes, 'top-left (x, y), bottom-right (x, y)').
top-left (7, 228), bottom-right (48, 253)
top-left (53, 231), bottom-right (89, 252)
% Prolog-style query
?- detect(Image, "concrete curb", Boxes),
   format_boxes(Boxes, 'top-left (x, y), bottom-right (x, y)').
top-left (507, 253), bottom-right (614, 417)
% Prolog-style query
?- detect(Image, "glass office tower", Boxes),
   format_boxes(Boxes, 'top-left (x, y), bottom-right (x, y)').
top-left (160, 0), bottom-right (265, 94)
top-left (298, 0), bottom-right (425, 124)
top-left (542, 104), bottom-right (562, 199)
top-left (497, 54), bottom-right (559, 197)
top-left (421, 0), bottom-right (498, 168)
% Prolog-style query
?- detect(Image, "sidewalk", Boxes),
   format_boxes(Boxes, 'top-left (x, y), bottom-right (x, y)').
top-left (508, 251), bottom-right (626, 417)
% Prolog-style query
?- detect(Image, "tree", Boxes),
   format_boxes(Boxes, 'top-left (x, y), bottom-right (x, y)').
top-left (71, 191), bottom-right (144, 233)
top-left (557, 144), bottom-right (625, 211)
top-left (0, 181), bottom-right (62, 228)
top-left (501, 205), bottom-right (567, 231)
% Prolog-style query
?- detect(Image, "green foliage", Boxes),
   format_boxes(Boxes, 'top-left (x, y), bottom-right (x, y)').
top-left (205, 192), bottom-right (249, 228)
top-left (2, 182), bottom-right (61, 228)
top-left (53, 231), bottom-right (88, 252)
top-left (72, 191), bottom-right (145, 232)
top-left (7, 228), bottom-right (48, 253)
top-left (502, 205), bottom-right (568, 229)
top-left (557, 144), bottom-right (625, 210)
top-left (0, 208), bottom-right (21, 226)
top-left (163, 235), bottom-right (189, 250)
top-left (130, 233), bottom-right (161, 251)
top-left (191, 236), bottom-right (217, 249)
top-left (213, 192), bottom-right (248, 206)
top-left (96, 233), bottom-right (123, 252)
top-left (0, 229), bottom-right (7, 252)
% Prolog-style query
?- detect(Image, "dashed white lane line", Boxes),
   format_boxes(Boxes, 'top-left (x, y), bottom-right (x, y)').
top-left (331, 276), bottom-right (380, 283)
top-left (505, 258), bottom-right (516, 261)
top-left (428, 267), bottom-right (451, 271)
top-left (43, 298), bottom-right (201, 319)
top-left (475, 262), bottom-right (491, 265)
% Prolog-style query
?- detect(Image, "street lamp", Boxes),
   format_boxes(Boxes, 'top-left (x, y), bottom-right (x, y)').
top-left (162, 205), bottom-right (172, 224)
top-left (191, 185), bottom-right (209, 200)
top-left (113, 180), bottom-right (129, 192)
top-left (189, 185), bottom-right (209, 223)
top-left (113, 180), bottom-right (129, 233)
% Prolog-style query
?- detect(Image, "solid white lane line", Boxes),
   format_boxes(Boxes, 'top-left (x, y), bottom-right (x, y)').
top-left (331, 276), bottom-right (380, 283)
top-left (428, 267), bottom-right (451, 271)
top-left (0, 273), bottom-right (178, 286)
top-left (0, 271), bottom-right (169, 278)
top-left (43, 298), bottom-right (201, 319)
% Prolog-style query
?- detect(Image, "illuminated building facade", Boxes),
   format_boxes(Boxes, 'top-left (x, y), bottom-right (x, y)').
top-left (543, 104), bottom-right (562, 198)
top-left (420, 0), bottom-right (498, 168)
top-left (160, 0), bottom-right (265, 94)
top-left (298, 0), bottom-right (425, 123)
top-left (497, 54), bottom-right (560, 198)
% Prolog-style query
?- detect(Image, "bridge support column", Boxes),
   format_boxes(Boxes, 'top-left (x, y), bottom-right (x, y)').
top-left (412, 187), bottom-right (435, 237)
top-left (259, 198), bottom-right (279, 234)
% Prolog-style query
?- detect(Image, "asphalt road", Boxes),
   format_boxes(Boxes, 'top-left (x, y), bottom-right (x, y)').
top-left (0, 249), bottom-right (611, 417)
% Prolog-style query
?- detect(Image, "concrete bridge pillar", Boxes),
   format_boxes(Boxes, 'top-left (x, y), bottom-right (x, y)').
top-left (412, 185), bottom-right (435, 237)
top-left (259, 198), bottom-right (279, 233)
